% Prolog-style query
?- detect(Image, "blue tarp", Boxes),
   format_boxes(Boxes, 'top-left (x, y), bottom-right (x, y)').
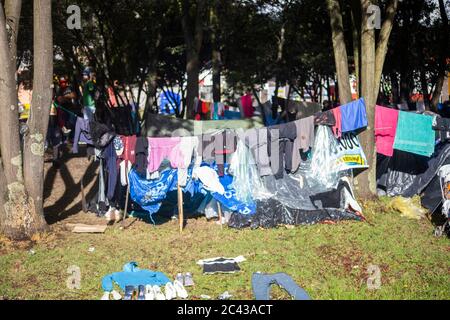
top-left (128, 164), bottom-right (256, 221)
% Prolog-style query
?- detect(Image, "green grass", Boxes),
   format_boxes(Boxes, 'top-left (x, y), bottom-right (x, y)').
top-left (0, 200), bottom-right (449, 300)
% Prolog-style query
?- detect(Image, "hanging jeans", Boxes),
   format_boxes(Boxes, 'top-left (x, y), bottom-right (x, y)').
top-left (252, 272), bottom-right (311, 300)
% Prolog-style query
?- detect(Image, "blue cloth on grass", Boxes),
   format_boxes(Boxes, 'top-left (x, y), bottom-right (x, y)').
top-left (101, 262), bottom-right (171, 292)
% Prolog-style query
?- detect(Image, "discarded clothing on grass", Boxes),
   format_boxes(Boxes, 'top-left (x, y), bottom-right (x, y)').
top-left (375, 106), bottom-right (399, 157)
top-left (197, 256), bottom-right (246, 274)
top-left (101, 262), bottom-right (170, 292)
top-left (393, 111), bottom-right (435, 157)
top-left (252, 272), bottom-right (311, 300)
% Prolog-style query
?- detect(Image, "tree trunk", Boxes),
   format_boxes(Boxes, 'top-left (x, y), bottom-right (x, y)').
top-left (186, 51), bottom-right (200, 119)
top-left (431, 0), bottom-right (449, 110)
top-left (4, 0), bottom-right (22, 68)
top-left (327, 0), bottom-right (352, 104)
top-left (356, 0), bottom-right (377, 199)
top-left (350, 4), bottom-right (360, 98)
top-left (373, 0), bottom-right (399, 105)
top-left (0, 1), bottom-right (48, 239)
top-left (211, 2), bottom-right (221, 103)
top-left (181, 0), bottom-right (205, 119)
top-left (23, 0), bottom-right (53, 233)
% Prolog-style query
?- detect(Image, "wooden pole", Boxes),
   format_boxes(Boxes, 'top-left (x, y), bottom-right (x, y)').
top-left (177, 182), bottom-right (184, 232)
top-left (217, 202), bottom-right (223, 229)
top-left (121, 182), bottom-right (130, 228)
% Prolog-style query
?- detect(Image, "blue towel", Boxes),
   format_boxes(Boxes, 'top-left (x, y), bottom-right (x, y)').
top-left (340, 98), bottom-right (368, 133)
top-left (393, 111), bottom-right (435, 157)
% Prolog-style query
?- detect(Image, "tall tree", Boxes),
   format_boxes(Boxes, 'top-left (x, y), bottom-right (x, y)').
top-left (430, 0), bottom-right (449, 108)
top-left (0, 0), bottom-right (52, 239)
top-left (181, 0), bottom-right (206, 119)
top-left (327, 0), bottom-right (399, 198)
top-left (327, 0), bottom-right (352, 104)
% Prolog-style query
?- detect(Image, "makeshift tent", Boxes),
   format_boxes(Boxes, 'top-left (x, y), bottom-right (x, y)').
top-left (78, 98), bottom-right (368, 231)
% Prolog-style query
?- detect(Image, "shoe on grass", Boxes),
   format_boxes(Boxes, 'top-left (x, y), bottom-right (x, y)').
top-left (145, 285), bottom-right (155, 300)
top-left (173, 280), bottom-right (188, 299)
top-left (111, 290), bottom-right (122, 300)
top-left (100, 292), bottom-right (110, 300)
top-left (175, 273), bottom-right (184, 284)
top-left (137, 285), bottom-right (146, 300)
top-left (164, 282), bottom-right (177, 300)
top-left (184, 272), bottom-right (194, 287)
top-left (153, 285), bottom-right (166, 300)
top-left (123, 285), bottom-right (136, 300)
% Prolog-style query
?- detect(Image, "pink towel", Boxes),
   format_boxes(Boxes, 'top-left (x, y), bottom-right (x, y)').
top-left (375, 105), bottom-right (399, 157)
top-left (147, 137), bottom-right (183, 172)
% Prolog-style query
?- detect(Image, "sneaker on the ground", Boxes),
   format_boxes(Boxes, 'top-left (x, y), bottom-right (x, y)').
top-left (164, 282), bottom-right (177, 300)
top-left (173, 280), bottom-right (188, 299)
top-left (123, 285), bottom-right (136, 300)
top-left (175, 273), bottom-right (184, 284)
top-left (153, 285), bottom-right (166, 300)
top-left (100, 292), bottom-right (110, 300)
top-left (145, 285), bottom-right (155, 300)
top-left (111, 290), bottom-right (122, 300)
top-left (137, 285), bottom-right (146, 300)
top-left (184, 272), bottom-right (194, 287)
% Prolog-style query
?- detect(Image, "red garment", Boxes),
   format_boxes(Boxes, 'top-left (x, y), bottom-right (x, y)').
top-left (241, 94), bottom-right (254, 118)
top-left (331, 107), bottom-right (342, 138)
top-left (201, 101), bottom-right (209, 114)
top-left (120, 135), bottom-right (137, 164)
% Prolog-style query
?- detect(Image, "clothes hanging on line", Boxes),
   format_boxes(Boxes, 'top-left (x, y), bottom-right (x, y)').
top-left (339, 98), bottom-right (368, 133)
top-left (393, 111), bottom-right (435, 157)
top-left (375, 106), bottom-right (399, 157)
top-left (72, 117), bottom-right (93, 153)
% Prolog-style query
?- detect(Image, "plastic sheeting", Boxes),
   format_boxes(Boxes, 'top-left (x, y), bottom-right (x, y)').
top-left (228, 199), bottom-right (362, 229)
top-left (230, 138), bottom-right (269, 203)
top-left (228, 177), bottom-right (363, 229)
top-left (307, 126), bottom-right (346, 189)
top-left (377, 143), bottom-right (450, 197)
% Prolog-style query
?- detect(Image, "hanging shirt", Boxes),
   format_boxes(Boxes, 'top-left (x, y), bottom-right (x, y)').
top-left (375, 106), bottom-right (399, 157)
top-left (72, 117), bottom-right (93, 153)
top-left (134, 136), bottom-right (149, 176)
top-left (339, 98), bottom-right (368, 133)
top-left (147, 137), bottom-right (182, 173)
top-left (331, 107), bottom-right (342, 138)
top-left (289, 116), bottom-right (315, 173)
top-left (393, 111), bottom-right (435, 157)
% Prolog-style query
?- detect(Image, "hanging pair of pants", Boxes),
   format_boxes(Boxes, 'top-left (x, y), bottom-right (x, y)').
top-left (252, 272), bottom-right (310, 300)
